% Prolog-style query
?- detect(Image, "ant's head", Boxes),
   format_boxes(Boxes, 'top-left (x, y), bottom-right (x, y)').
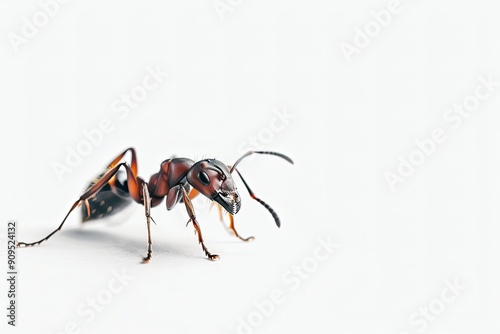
top-left (187, 159), bottom-right (241, 215)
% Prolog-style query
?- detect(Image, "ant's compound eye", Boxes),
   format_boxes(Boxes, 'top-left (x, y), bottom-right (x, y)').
top-left (198, 171), bottom-right (210, 186)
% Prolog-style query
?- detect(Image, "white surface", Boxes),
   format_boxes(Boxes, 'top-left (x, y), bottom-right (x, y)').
top-left (1, 0), bottom-right (500, 333)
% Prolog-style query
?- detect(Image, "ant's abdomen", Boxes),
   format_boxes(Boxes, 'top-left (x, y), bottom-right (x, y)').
top-left (81, 170), bottom-right (133, 222)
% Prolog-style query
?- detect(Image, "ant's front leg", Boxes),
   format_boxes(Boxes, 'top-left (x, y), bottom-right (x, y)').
top-left (180, 187), bottom-right (219, 261)
top-left (190, 189), bottom-right (254, 242)
top-left (210, 202), bottom-right (255, 242)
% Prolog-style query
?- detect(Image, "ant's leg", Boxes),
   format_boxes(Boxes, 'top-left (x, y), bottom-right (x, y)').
top-left (210, 203), bottom-right (254, 242)
top-left (18, 162), bottom-right (142, 247)
top-left (224, 208), bottom-right (254, 242)
top-left (141, 182), bottom-right (155, 263)
top-left (180, 187), bottom-right (219, 261)
top-left (17, 199), bottom-right (81, 248)
top-left (188, 188), bottom-right (199, 200)
top-left (190, 188), bottom-right (253, 242)
top-left (105, 148), bottom-right (138, 190)
top-left (189, 176), bottom-right (254, 241)
top-left (107, 147), bottom-right (138, 175)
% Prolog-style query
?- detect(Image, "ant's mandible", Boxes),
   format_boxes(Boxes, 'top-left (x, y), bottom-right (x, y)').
top-left (17, 148), bottom-right (293, 262)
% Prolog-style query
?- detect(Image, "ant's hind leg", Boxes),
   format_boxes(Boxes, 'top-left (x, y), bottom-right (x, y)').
top-left (17, 162), bottom-right (142, 248)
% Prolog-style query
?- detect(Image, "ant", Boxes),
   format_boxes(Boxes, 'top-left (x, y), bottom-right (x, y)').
top-left (17, 148), bottom-right (293, 262)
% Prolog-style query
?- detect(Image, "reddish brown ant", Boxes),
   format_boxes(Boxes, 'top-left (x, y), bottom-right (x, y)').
top-left (17, 148), bottom-right (293, 262)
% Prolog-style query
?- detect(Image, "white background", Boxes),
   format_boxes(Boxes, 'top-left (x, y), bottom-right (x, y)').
top-left (1, 0), bottom-right (500, 333)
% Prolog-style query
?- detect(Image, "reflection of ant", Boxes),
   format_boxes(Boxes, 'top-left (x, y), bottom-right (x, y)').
top-left (18, 148), bottom-right (293, 262)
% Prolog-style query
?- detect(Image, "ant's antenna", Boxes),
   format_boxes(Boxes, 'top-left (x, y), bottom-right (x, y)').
top-left (229, 151), bottom-right (293, 228)
top-left (229, 151), bottom-right (293, 173)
